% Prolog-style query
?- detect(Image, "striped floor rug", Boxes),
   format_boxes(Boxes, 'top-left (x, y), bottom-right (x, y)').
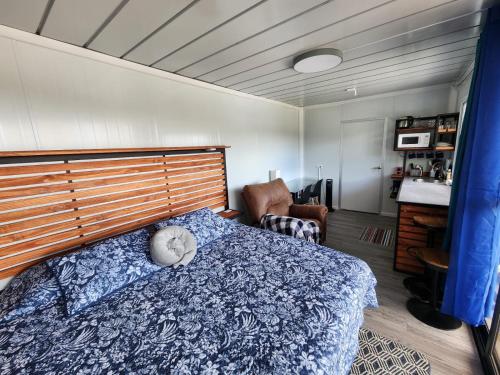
top-left (359, 226), bottom-right (393, 247)
top-left (350, 328), bottom-right (431, 375)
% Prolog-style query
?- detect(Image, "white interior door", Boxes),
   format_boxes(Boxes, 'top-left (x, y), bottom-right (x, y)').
top-left (340, 119), bottom-right (385, 213)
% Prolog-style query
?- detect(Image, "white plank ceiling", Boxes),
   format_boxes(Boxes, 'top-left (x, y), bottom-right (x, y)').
top-left (0, 0), bottom-right (497, 107)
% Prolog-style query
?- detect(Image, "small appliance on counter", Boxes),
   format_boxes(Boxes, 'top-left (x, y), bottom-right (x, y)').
top-left (409, 163), bottom-right (424, 177)
top-left (429, 161), bottom-right (442, 179)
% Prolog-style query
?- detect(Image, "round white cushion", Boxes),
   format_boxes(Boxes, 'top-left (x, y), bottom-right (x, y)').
top-left (150, 226), bottom-right (197, 268)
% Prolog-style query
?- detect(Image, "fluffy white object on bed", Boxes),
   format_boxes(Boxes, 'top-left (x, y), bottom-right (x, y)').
top-left (150, 226), bottom-right (197, 268)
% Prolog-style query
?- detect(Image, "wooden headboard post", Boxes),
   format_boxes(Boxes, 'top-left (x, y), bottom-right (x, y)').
top-left (0, 146), bottom-right (230, 279)
top-left (221, 147), bottom-right (230, 211)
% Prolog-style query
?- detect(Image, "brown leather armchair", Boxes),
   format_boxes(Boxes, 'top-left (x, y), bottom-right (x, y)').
top-left (241, 178), bottom-right (328, 242)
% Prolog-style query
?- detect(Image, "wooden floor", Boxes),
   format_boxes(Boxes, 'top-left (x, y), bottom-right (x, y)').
top-left (325, 210), bottom-right (482, 375)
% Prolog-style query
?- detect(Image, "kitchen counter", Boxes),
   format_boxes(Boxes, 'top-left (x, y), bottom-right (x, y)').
top-left (394, 177), bottom-right (451, 274)
top-left (396, 177), bottom-right (451, 207)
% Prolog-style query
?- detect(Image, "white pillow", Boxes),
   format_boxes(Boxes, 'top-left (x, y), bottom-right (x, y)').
top-left (150, 226), bottom-right (197, 268)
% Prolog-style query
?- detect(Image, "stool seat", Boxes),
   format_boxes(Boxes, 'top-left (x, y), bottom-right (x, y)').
top-left (413, 215), bottom-right (447, 229)
top-left (415, 247), bottom-right (449, 271)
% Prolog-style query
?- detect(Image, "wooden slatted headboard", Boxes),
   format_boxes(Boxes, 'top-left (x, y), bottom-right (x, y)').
top-left (0, 146), bottom-right (230, 279)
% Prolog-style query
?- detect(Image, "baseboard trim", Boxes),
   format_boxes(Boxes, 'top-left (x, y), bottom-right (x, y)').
top-left (380, 211), bottom-right (397, 217)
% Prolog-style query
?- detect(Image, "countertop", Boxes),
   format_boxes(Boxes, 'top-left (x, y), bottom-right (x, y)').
top-left (397, 177), bottom-right (451, 206)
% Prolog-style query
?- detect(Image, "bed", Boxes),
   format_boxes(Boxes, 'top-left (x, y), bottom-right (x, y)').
top-left (0, 147), bottom-right (377, 374)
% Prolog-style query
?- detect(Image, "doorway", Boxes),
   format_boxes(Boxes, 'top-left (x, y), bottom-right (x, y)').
top-left (340, 119), bottom-right (385, 214)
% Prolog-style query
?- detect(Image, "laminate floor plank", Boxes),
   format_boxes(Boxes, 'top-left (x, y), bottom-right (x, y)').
top-left (325, 209), bottom-right (482, 375)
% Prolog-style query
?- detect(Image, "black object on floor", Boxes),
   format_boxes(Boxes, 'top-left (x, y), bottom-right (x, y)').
top-left (406, 247), bottom-right (462, 330)
top-left (403, 276), bottom-right (431, 303)
top-left (326, 179), bottom-right (334, 212)
top-left (350, 328), bottom-right (431, 375)
top-left (407, 298), bottom-right (462, 331)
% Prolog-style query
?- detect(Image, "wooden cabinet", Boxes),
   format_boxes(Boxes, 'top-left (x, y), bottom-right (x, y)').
top-left (394, 203), bottom-right (448, 274)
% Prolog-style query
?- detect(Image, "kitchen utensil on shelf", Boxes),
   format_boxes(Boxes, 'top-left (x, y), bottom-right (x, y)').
top-left (397, 116), bottom-right (414, 128)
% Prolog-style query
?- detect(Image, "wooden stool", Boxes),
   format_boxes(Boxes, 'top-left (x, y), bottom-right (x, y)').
top-left (413, 215), bottom-right (447, 247)
top-left (403, 215), bottom-right (448, 301)
top-left (406, 247), bottom-right (462, 330)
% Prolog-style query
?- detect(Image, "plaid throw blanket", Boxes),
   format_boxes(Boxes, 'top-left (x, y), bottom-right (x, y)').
top-left (260, 214), bottom-right (321, 243)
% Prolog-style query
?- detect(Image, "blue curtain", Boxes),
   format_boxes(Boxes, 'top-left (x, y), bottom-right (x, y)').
top-left (442, 6), bottom-right (500, 326)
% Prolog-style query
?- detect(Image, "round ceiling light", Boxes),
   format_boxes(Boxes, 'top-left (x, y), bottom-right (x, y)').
top-left (293, 48), bottom-right (343, 73)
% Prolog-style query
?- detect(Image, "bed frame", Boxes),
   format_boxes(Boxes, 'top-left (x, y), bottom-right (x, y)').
top-left (0, 146), bottom-right (230, 279)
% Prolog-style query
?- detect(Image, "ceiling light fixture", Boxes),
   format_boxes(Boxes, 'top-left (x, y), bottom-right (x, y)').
top-left (293, 48), bottom-right (343, 73)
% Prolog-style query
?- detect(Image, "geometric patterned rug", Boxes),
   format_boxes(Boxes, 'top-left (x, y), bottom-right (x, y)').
top-left (359, 226), bottom-right (393, 247)
top-left (350, 328), bottom-right (431, 374)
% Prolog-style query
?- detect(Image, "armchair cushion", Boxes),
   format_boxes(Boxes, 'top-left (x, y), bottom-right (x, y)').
top-left (241, 178), bottom-right (293, 225)
top-left (260, 214), bottom-right (321, 243)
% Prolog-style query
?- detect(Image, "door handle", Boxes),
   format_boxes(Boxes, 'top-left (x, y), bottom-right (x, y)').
top-left (372, 166), bottom-right (382, 170)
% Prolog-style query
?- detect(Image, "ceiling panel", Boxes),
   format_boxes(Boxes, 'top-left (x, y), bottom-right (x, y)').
top-left (153, 0), bottom-right (327, 72)
top-left (272, 59), bottom-right (472, 101)
top-left (0, 0), bottom-right (496, 106)
top-left (194, 0), bottom-right (461, 83)
top-left (176, 0), bottom-right (392, 78)
top-left (223, 11), bottom-right (483, 90)
top-left (88, 0), bottom-right (193, 57)
top-left (250, 48), bottom-right (476, 97)
top-left (284, 70), bottom-right (461, 106)
top-left (0, 0), bottom-right (48, 33)
top-left (245, 36), bottom-right (479, 96)
top-left (42, 0), bottom-right (122, 46)
top-left (124, 0), bottom-right (262, 65)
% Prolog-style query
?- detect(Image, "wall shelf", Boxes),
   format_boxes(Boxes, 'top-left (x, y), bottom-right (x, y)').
top-left (393, 112), bottom-right (459, 152)
top-left (396, 127), bottom-right (433, 133)
top-left (394, 146), bottom-right (434, 151)
top-left (434, 146), bottom-right (455, 151)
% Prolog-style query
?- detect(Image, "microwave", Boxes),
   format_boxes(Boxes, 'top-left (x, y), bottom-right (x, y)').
top-left (396, 131), bottom-right (432, 149)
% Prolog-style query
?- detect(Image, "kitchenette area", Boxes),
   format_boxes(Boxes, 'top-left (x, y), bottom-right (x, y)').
top-left (391, 113), bottom-right (459, 274)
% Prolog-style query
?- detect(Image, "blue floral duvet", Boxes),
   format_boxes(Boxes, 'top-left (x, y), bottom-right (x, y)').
top-left (0, 223), bottom-right (377, 375)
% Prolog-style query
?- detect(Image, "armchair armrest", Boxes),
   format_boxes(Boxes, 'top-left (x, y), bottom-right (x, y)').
top-left (289, 204), bottom-right (328, 243)
top-left (289, 204), bottom-right (328, 222)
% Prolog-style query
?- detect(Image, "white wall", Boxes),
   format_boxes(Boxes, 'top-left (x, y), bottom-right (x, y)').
top-left (303, 85), bottom-right (451, 216)
top-left (455, 72), bottom-right (473, 111)
top-left (0, 26), bottom-right (301, 213)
